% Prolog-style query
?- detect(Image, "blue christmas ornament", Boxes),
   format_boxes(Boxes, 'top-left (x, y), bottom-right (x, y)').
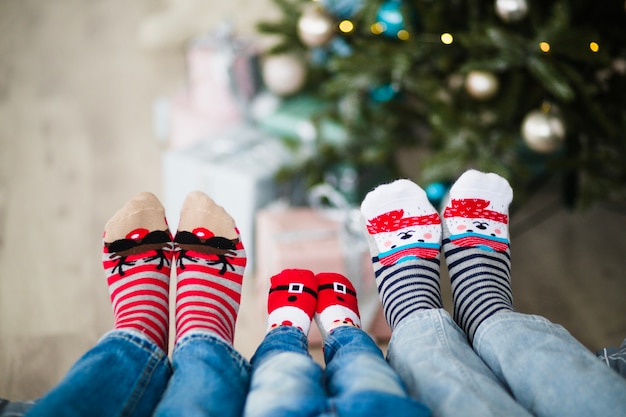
top-left (329, 37), bottom-right (353, 57)
top-left (309, 47), bottom-right (329, 66)
top-left (370, 84), bottom-right (397, 102)
top-left (425, 182), bottom-right (450, 206)
top-left (322, 0), bottom-right (364, 19)
top-left (376, 0), bottom-right (405, 37)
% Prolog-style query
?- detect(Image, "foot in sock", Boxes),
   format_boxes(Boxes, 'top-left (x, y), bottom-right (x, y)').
top-left (266, 269), bottom-right (318, 335)
top-left (174, 191), bottom-right (247, 345)
top-left (102, 192), bottom-right (174, 351)
top-left (360, 179), bottom-right (443, 330)
top-left (315, 272), bottom-right (361, 341)
top-left (442, 169), bottom-right (514, 342)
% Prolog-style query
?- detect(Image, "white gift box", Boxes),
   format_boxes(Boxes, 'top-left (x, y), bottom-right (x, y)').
top-left (162, 124), bottom-right (295, 273)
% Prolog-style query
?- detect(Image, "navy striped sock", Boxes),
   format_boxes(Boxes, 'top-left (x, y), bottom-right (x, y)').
top-left (442, 170), bottom-right (514, 342)
top-left (361, 179), bottom-right (443, 330)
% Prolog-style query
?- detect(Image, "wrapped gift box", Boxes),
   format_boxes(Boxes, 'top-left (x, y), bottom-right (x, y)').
top-left (253, 95), bottom-right (347, 146)
top-left (185, 33), bottom-right (259, 120)
top-left (255, 207), bottom-right (391, 344)
top-left (167, 90), bottom-right (242, 150)
top-left (158, 30), bottom-right (261, 149)
top-left (162, 124), bottom-right (295, 273)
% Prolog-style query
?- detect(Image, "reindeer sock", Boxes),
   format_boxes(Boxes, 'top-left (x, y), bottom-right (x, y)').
top-left (174, 191), bottom-right (246, 345)
top-left (266, 269), bottom-right (317, 335)
top-left (360, 179), bottom-right (443, 330)
top-left (314, 272), bottom-right (361, 341)
top-left (442, 170), bottom-right (514, 342)
top-left (102, 192), bottom-right (173, 351)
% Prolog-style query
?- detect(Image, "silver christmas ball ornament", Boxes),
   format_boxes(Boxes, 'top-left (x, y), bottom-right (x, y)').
top-left (297, 5), bottom-right (335, 47)
top-left (521, 110), bottom-right (566, 153)
top-left (465, 70), bottom-right (499, 101)
top-left (495, 0), bottom-right (529, 23)
top-left (261, 54), bottom-right (307, 96)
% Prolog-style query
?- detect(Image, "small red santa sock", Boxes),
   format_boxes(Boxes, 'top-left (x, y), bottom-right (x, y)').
top-left (174, 191), bottom-right (247, 345)
top-left (102, 192), bottom-right (174, 351)
top-left (314, 272), bottom-right (361, 341)
top-left (266, 269), bottom-right (317, 335)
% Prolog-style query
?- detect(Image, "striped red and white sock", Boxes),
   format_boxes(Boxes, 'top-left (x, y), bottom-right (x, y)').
top-left (173, 191), bottom-right (246, 345)
top-left (102, 192), bottom-right (174, 351)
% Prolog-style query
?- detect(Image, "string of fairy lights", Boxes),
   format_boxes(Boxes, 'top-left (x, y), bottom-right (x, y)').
top-left (311, 0), bottom-right (603, 54)
top-left (265, 0), bottom-right (618, 155)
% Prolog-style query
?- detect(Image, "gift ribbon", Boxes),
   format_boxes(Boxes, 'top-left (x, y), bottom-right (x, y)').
top-left (190, 23), bottom-right (259, 119)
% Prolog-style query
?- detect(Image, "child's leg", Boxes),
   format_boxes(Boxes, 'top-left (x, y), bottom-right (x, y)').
top-left (319, 273), bottom-right (430, 417)
top-left (244, 269), bottom-right (325, 417)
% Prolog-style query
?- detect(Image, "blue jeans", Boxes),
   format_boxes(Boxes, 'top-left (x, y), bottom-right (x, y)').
top-left (244, 325), bottom-right (430, 417)
top-left (25, 330), bottom-right (251, 417)
top-left (388, 309), bottom-right (626, 417)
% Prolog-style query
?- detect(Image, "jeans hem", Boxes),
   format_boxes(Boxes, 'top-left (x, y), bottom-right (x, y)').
top-left (101, 329), bottom-right (168, 359)
top-left (174, 332), bottom-right (250, 372)
top-left (251, 326), bottom-right (310, 366)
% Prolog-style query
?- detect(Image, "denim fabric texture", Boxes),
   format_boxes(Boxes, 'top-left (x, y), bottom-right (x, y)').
top-left (154, 333), bottom-right (251, 417)
top-left (388, 309), bottom-right (626, 417)
top-left (24, 330), bottom-right (251, 417)
top-left (474, 312), bottom-right (626, 417)
top-left (25, 330), bottom-right (171, 417)
top-left (244, 325), bottom-right (429, 417)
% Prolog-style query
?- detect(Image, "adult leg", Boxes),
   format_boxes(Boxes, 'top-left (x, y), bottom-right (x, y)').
top-left (474, 313), bottom-right (626, 417)
top-left (386, 310), bottom-right (531, 417)
top-left (27, 192), bottom-right (175, 417)
top-left (243, 269), bottom-right (326, 417)
top-left (442, 170), bottom-right (626, 416)
top-left (361, 179), bottom-right (531, 417)
top-left (317, 272), bottom-right (429, 416)
top-left (154, 192), bottom-right (250, 417)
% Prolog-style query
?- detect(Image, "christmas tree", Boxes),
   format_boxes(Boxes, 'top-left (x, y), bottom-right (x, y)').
top-left (256, 0), bottom-right (626, 209)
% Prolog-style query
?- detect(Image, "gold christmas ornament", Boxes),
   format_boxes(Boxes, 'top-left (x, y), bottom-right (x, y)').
top-left (521, 109), bottom-right (566, 153)
top-left (297, 5), bottom-right (335, 47)
top-left (465, 70), bottom-right (499, 100)
top-left (261, 54), bottom-right (307, 96)
top-left (495, 0), bottom-right (529, 22)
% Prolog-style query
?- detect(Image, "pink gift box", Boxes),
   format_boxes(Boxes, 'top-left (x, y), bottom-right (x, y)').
top-left (184, 34), bottom-right (258, 122)
top-left (168, 90), bottom-right (241, 149)
top-left (164, 35), bottom-right (259, 150)
top-left (186, 45), bottom-right (244, 119)
top-left (255, 207), bottom-right (391, 344)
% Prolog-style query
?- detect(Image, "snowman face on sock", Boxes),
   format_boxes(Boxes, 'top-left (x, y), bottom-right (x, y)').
top-left (447, 217), bottom-right (507, 240)
top-left (372, 222), bottom-right (441, 252)
top-left (366, 209), bottom-right (441, 263)
top-left (443, 198), bottom-right (510, 252)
